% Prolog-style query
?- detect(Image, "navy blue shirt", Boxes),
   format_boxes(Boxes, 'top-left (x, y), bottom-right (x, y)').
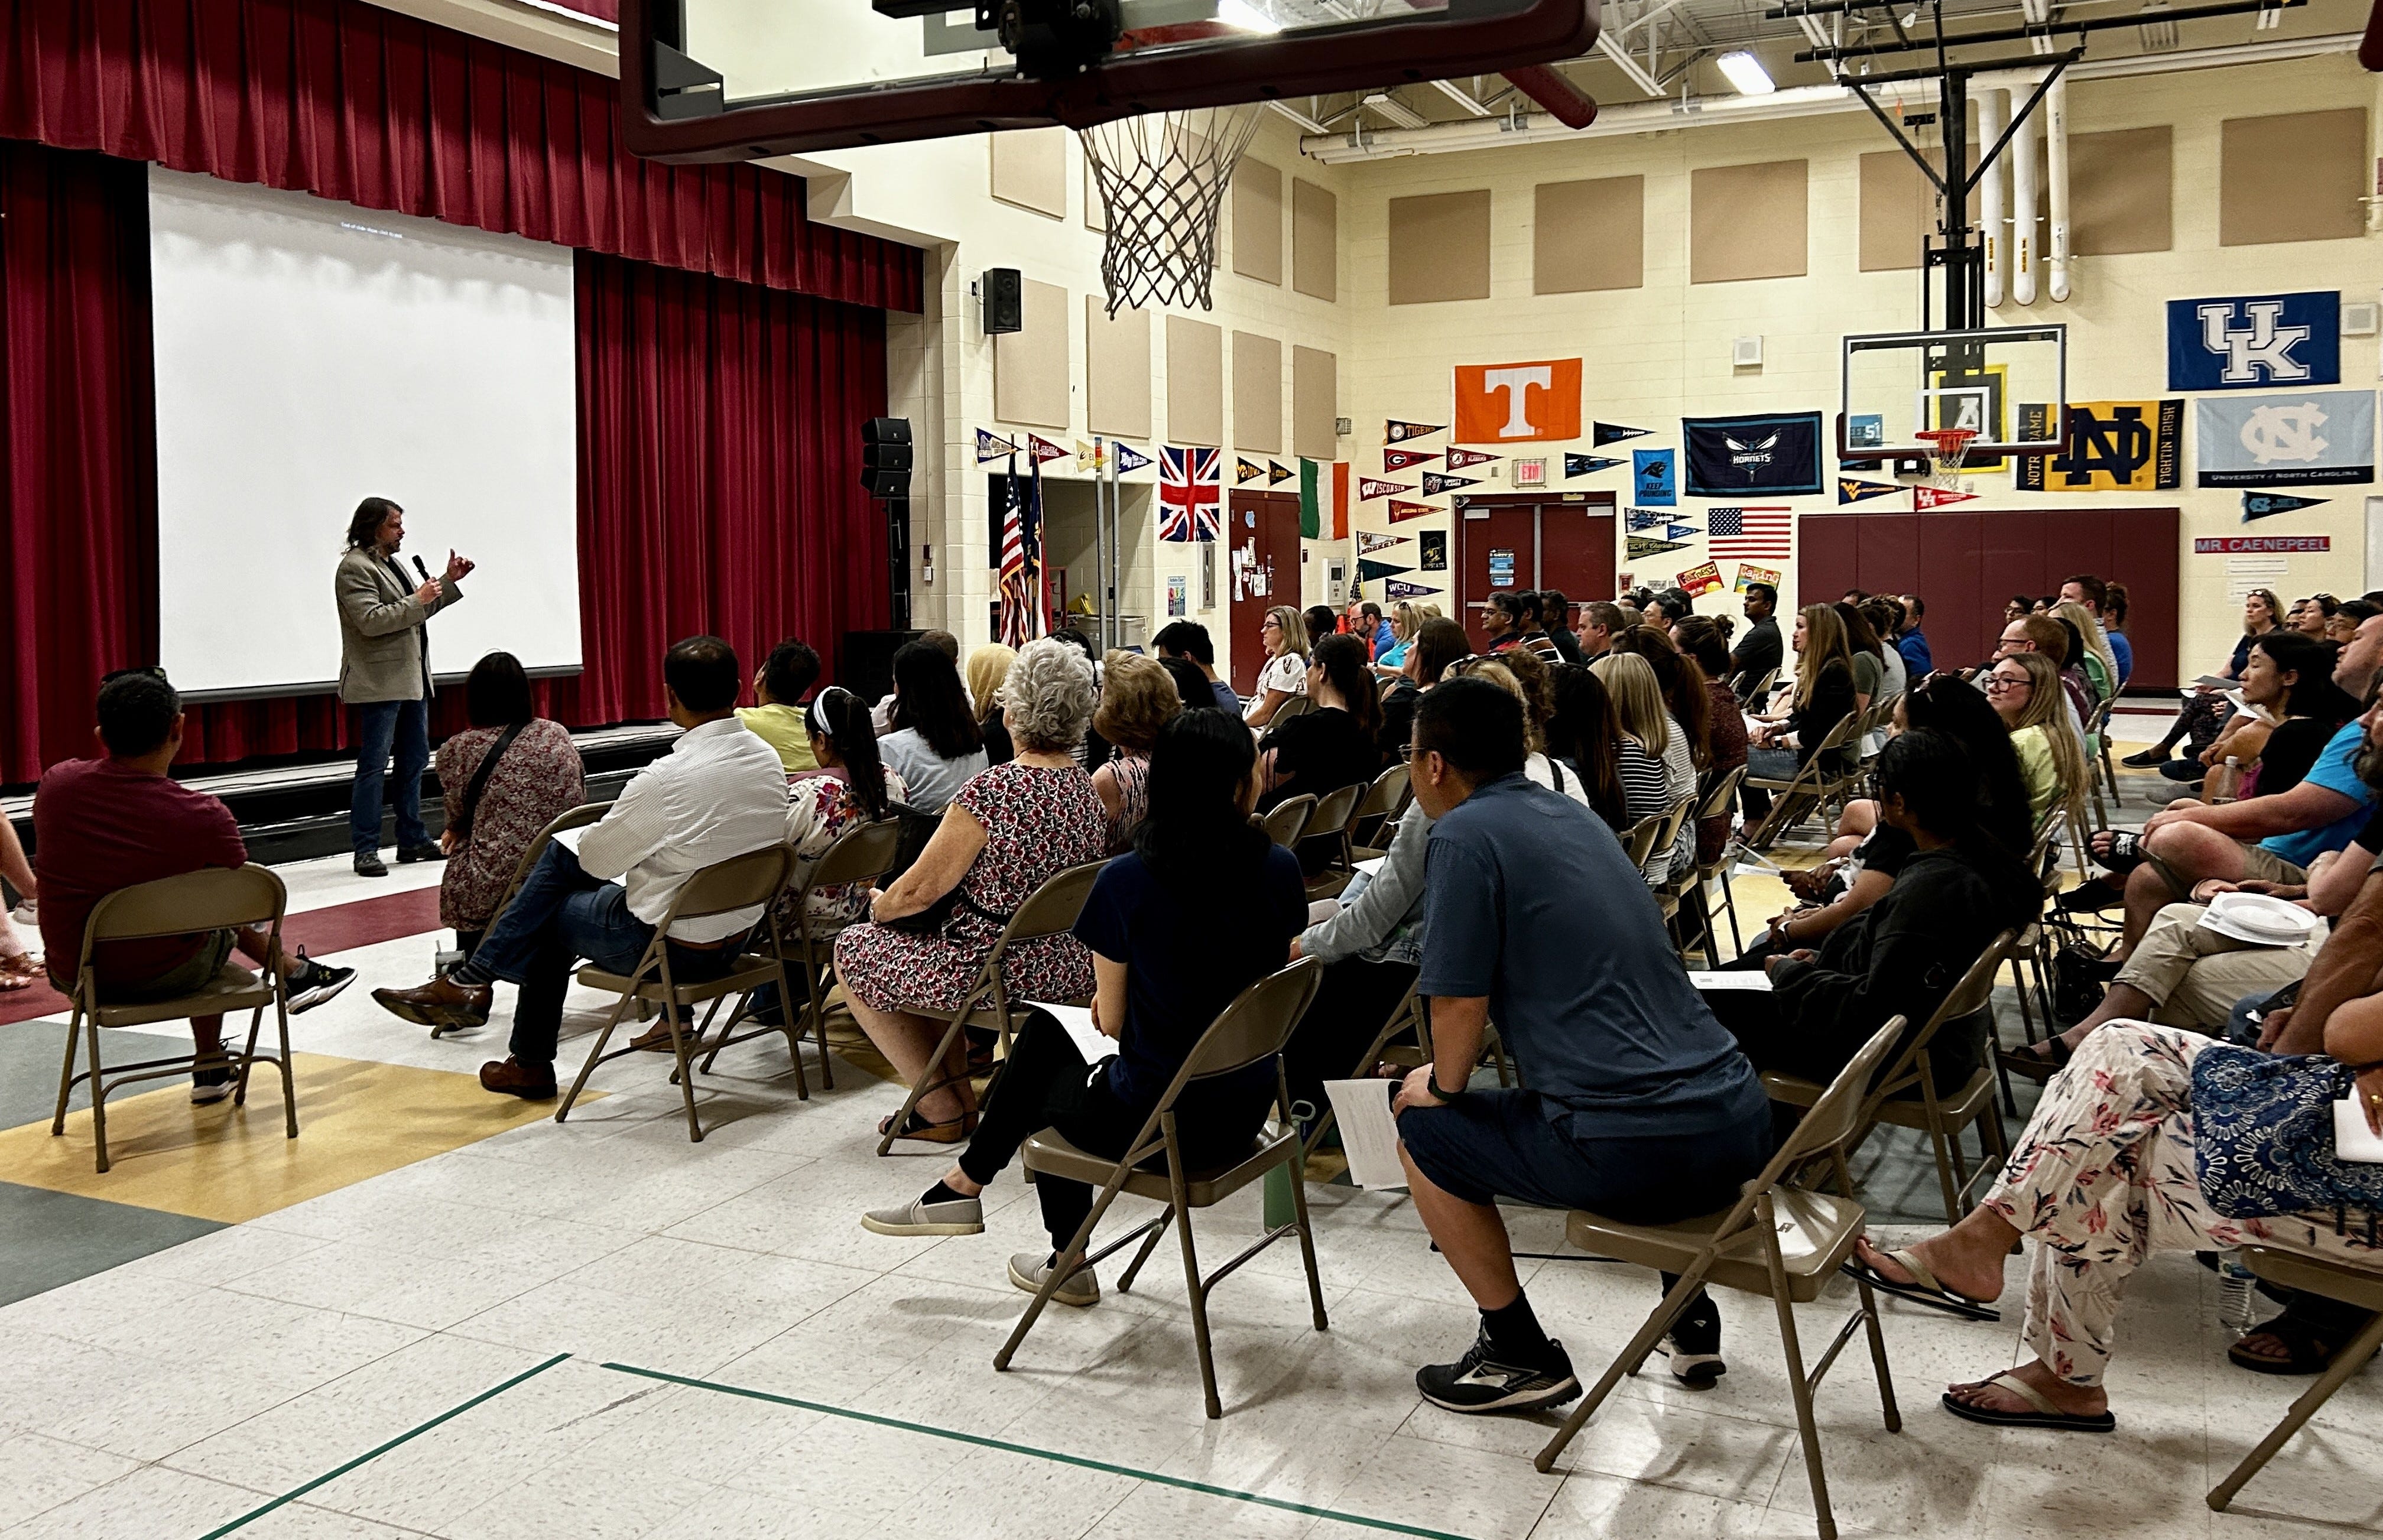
top-left (1417, 774), bottom-right (1762, 1139)
top-left (1073, 844), bottom-right (1307, 1107)
top-left (1207, 680), bottom-right (1242, 716)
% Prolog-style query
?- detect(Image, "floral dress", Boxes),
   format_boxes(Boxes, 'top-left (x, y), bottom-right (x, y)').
top-left (1100, 748), bottom-right (1152, 855)
top-left (435, 720), bottom-right (585, 934)
top-left (835, 761), bottom-right (1105, 1013)
top-left (771, 766), bottom-right (910, 937)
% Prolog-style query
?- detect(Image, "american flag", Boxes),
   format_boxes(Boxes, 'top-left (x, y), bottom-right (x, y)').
top-left (1157, 446), bottom-right (1221, 542)
top-left (1707, 506), bottom-right (1793, 560)
top-left (996, 457), bottom-right (1044, 648)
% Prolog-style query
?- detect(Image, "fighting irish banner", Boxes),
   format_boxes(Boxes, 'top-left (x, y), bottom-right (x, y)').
top-left (2015, 401), bottom-right (2182, 492)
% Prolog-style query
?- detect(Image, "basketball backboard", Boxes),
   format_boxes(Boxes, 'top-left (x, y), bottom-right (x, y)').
top-left (1838, 325), bottom-right (2069, 463)
top-left (620, 0), bottom-right (1600, 162)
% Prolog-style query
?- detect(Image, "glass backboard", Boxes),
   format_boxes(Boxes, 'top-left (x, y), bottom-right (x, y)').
top-left (1839, 325), bottom-right (2069, 463)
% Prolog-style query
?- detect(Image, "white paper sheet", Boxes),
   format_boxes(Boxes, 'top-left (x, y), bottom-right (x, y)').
top-left (1324, 1078), bottom-right (1409, 1190)
top-left (551, 826), bottom-right (589, 856)
top-left (1354, 857), bottom-right (1388, 878)
top-left (1687, 970), bottom-right (1774, 992)
top-left (2335, 1097), bottom-right (2383, 1163)
top-left (1031, 1001), bottom-right (1115, 1065)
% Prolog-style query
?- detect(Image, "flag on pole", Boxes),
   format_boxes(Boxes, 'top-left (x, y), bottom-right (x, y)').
top-left (1158, 445), bottom-right (1222, 542)
top-left (996, 454), bottom-right (1041, 647)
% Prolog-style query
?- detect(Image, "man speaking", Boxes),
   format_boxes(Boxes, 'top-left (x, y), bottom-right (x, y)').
top-left (337, 496), bottom-right (473, 877)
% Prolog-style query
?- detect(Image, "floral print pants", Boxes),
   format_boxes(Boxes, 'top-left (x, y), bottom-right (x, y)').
top-left (1981, 1021), bottom-right (2380, 1387)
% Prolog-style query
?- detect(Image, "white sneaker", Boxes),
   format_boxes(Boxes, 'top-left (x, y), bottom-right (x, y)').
top-left (1008, 1252), bottom-right (1099, 1308)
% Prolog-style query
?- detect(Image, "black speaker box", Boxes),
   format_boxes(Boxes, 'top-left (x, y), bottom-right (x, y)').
top-left (862, 416), bottom-right (912, 496)
top-left (982, 268), bottom-right (1023, 334)
top-left (842, 629), bottom-right (924, 706)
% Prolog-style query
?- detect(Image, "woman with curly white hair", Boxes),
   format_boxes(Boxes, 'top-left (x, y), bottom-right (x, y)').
top-left (836, 637), bottom-right (1109, 1142)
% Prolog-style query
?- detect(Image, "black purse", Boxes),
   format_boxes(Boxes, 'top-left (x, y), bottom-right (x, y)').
top-left (449, 722), bottom-right (525, 846)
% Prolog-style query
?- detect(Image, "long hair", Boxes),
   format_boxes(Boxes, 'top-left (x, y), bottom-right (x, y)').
top-left (2251, 632), bottom-right (2357, 725)
top-left (1265, 604), bottom-right (1304, 659)
top-left (345, 496), bottom-right (401, 551)
top-left (1411, 618), bottom-right (1472, 684)
top-left (1901, 673), bottom-right (2033, 857)
top-left (889, 641), bottom-right (983, 759)
top-left (1311, 632), bottom-right (1383, 736)
top-left (1875, 729), bottom-right (2042, 924)
top-left (1793, 605), bottom-right (1854, 711)
top-left (1133, 709), bottom-right (1272, 909)
top-left (1833, 600), bottom-right (1884, 659)
top-left (1588, 651), bottom-right (1671, 759)
top-left (1612, 627), bottom-right (1712, 770)
top-left (2244, 588), bottom-right (2283, 635)
top-left (808, 685), bottom-right (892, 820)
top-left (1544, 664), bottom-right (1629, 830)
top-left (2002, 651), bottom-right (2090, 829)
top-left (965, 644), bottom-right (1016, 726)
top-left (2053, 600), bottom-right (2120, 693)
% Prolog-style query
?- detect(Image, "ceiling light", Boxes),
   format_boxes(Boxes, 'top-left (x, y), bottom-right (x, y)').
top-left (1716, 50), bottom-right (1776, 95)
top-left (1362, 92), bottom-right (1430, 129)
top-left (2137, 0), bottom-right (2180, 50)
top-left (1218, 0), bottom-right (1282, 34)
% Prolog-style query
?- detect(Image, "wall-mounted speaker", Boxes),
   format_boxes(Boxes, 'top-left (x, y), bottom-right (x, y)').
top-left (862, 416), bottom-right (912, 498)
top-left (982, 268), bottom-right (1023, 334)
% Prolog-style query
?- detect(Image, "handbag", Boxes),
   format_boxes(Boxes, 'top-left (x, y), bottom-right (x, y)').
top-left (2191, 1042), bottom-right (2383, 1223)
top-left (449, 722), bottom-right (526, 844)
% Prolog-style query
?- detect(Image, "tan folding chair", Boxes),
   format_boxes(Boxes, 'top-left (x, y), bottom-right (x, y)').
top-left (701, 817), bottom-right (905, 1086)
top-left (995, 957), bottom-right (1329, 1419)
top-left (1644, 795), bottom-right (1695, 904)
top-left (1745, 713), bottom-right (1861, 851)
top-left (1619, 811), bottom-right (1664, 872)
top-left (1299, 976), bottom-right (1422, 1163)
top-left (1349, 763), bottom-right (1411, 860)
top-left (435, 801), bottom-right (614, 1040)
top-left (1301, 780), bottom-right (1368, 900)
top-left (1534, 1016), bottom-right (1911, 1540)
top-left (1258, 794), bottom-right (1317, 849)
top-left (1761, 929), bottom-right (2021, 1222)
top-left (1686, 763), bottom-right (1751, 966)
top-left (1266, 693), bottom-right (1316, 724)
top-left (51, 865), bottom-right (295, 1174)
top-left (2207, 1248), bottom-right (2383, 1511)
top-left (874, 859), bottom-right (1108, 1156)
top-left (554, 843), bottom-right (798, 1143)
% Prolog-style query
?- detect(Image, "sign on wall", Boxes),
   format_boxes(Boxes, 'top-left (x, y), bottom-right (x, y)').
top-left (1453, 359), bottom-right (1583, 443)
top-left (1682, 412), bottom-right (1824, 497)
top-left (2014, 401), bottom-right (2183, 492)
top-left (2167, 291), bottom-right (2339, 391)
top-left (2194, 391), bottom-right (2376, 488)
top-left (2194, 535), bottom-right (2332, 554)
top-left (1632, 449), bottom-right (1677, 506)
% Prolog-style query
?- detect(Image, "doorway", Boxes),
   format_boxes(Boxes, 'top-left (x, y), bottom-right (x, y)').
top-left (1453, 492), bottom-right (1618, 651)
top-left (1226, 489), bottom-right (1302, 697)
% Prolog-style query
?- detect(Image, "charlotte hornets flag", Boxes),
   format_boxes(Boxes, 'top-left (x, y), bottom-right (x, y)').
top-left (2167, 292), bottom-right (2339, 391)
top-left (1683, 412), bottom-right (1824, 497)
top-left (2195, 391), bottom-right (2376, 488)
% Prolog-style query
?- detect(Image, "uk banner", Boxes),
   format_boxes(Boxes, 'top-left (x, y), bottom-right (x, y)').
top-left (1157, 446), bottom-right (1221, 541)
top-left (2194, 391), bottom-right (2376, 488)
top-left (2167, 291), bottom-right (2339, 391)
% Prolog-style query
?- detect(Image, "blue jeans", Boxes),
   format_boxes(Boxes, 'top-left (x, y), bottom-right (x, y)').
top-left (466, 844), bottom-right (744, 1064)
top-left (351, 697), bottom-right (430, 855)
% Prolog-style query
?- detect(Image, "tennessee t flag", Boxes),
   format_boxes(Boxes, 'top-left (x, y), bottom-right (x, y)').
top-left (1158, 445), bottom-right (1221, 542)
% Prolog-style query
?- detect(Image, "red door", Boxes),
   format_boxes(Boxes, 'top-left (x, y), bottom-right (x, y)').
top-left (1456, 493), bottom-right (1616, 651)
top-left (1226, 490), bottom-right (1303, 696)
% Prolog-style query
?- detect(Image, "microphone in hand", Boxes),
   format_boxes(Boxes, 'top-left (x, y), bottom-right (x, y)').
top-left (410, 555), bottom-right (441, 607)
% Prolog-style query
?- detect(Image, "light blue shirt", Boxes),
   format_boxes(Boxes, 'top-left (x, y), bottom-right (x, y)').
top-left (2262, 719), bottom-right (2376, 869)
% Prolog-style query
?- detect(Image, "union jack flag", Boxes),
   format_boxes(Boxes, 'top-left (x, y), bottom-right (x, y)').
top-left (1157, 445), bottom-right (1221, 543)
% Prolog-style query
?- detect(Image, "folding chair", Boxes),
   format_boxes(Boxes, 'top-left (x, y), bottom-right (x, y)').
top-left (1533, 1016), bottom-right (1911, 1540)
top-left (874, 859), bottom-right (1108, 1156)
top-left (52, 865), bottom-right (296, 1174)
top-left (995, 957), bottom-right (1330, 1418)
top-left (1302, 781), bottom-right (1367, 900)
top-left (1266, 693), bottom-right (1316, 725)
top-left (1299, 976), bottom-right (1421, 1164)
top-left (1744, 713), bottom-right (1861, 850)
top-left (437, 801), bottom-right (613, 1040)
top-left (700, 817), bottom-right (904, 1086)
top-left (2207, 1248), bottom-right (2383, 1511)
top-left (1761, 928), bottom-right (2021, 1223)
top-left (1259, 794), bottom-right (1317, 850)
top-left (1349, 763), bottom-right (1412, 860)
top-left (554, 843), bottom-right (798, 1143)
top-left (1619, 810), bottom-right (1665, 872)
top-left (1644, 795), bottom-right (1695, 912)
top-left (2082, 694), bottom-right (2119, 822)
top-left (1686, 763), bottom-right (1752, 966)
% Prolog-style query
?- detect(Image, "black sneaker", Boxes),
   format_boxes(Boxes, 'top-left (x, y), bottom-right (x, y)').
top-left (1660, 1295), bottom-right (1727, 1388)
top-left (1416, 1331), bottom-right (1580, 1415)
top-left (397, 842), bottom-right (444, 865)
top-left (355, 852), bottom-right (388, 878)
top-left (286, 947), bottom-right (357, 1014)
top-left (190, 1057), bottom-right (235, 1105)
top-left (2121, 748), bottom-right (2171, 768)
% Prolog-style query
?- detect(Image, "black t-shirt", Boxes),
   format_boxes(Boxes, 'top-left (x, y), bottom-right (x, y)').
top-left (2255, 716), bottom-right (2335, 798)
top-left (1378, 681), bottom-right (1421, 762)
top-left (1731, 616), bottom-right (1783, 698)
top-left (2355, 803), bottom-right (2383, 865)
top-left (1260, 706), bottom-right (1383, 808)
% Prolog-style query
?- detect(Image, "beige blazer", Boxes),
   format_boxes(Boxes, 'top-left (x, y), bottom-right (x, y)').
top-left (335, 546), bottom-right (463, 705)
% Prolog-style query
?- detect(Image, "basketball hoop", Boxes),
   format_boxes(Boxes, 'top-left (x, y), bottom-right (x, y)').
top-left (1915, 428), bottom-right (1976, 490)
top-left (1079, 103), bottom-right (1265, 316)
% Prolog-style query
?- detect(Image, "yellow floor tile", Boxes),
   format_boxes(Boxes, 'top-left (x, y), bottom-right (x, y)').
top-left (0, 1054), bottom-right (587, 1224)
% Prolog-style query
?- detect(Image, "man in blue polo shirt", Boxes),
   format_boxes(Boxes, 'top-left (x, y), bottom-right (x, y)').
top-left (2115, 612), bottom-right (2383, 961)
top-left (1391, 677), bottom-right (1771, 1415)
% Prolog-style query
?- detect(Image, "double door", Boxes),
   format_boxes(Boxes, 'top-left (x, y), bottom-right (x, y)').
top-left (1456, 493), bottom-right (1616, 652)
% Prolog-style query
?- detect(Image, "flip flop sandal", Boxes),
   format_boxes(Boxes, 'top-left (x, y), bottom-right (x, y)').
top-left (1940, 1372), bottom-right (2115, 1432)
top-left (1999, 1037), bottom-right (2074, 1084)
top-left (2226, 1314), bottom-right (2378, 1376)
top-left (1842, 1245), bottom-right (2001, 1323)
top-left (2090, 830), bottom-right (2145, 875)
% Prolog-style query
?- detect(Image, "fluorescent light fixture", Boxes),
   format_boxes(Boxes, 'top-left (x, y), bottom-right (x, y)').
top-left (1362, 91), bottom-right (1430, 129)
top-left (1716, 50), bottom-right (1776, 95)
top-left (1218, 0), bottom-right (1281, 33)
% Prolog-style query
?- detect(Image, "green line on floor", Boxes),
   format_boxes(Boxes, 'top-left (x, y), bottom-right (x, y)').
top-left (194, 1352), bottom-right (574, 1539)
top-left (600, 1360), bottom-right (1483, 1540)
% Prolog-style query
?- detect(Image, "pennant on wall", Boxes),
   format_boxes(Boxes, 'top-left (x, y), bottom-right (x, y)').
top-left (1565, 454), bottom-right (1624, 479)
top-left (1358, 558), bottom-right (1414, 584)
top-left (1074, 439), bottom-right (1106, 473)
top-left (2018, 401), bottom-right (2185, 492)
top-left (1027, 434), bottom-right (1069, 464)
top-left (1446, 449), bottom-right (1502, 470)
top-left (1235, 457), bottom-right (1265, 485)
top-left (1627, 535), bottom-right (1691, 560)
top-left (1420, 529), bottom-right (1447, 571)
top-left (1912, 485), bottom-right (1978, 509)
top-left (1384, 447), bottom-right (1440, 472)
top-left (1625, 509), bottom-right (1669, 532)
top-left (1358, 477), bottom-right (1413, 501)
top-left (1111, 443), bottom-right (1154, 474)
top-left (1358, 532), bottom-right (1410, 555)
top-left (1421, 473), bottom-right (1479, 496)
top-left (1387, 499), bottom-right (1437, 524)
top-left (1594, 422), bottom-right (1652, 446)
top-left (1676, 561), bottom-right (1725, 597)
top-left (1268, 460), bottom-right (1293, 486)
top-left (1384, 579), bottom-right (1443, 600)
top-left (2244, 492), bottom-right (2330, 522)
top-left (1682, 412), bottom-right (1824, 497)
top-left (1387, 420), bottom-right (1446, 443)
top-left (976, 428), bottom-right (1019, 462)
top-left (1665, 524), bottom-right (1701, 541)
top-left (1837, 476), bottom-right (1901, 505)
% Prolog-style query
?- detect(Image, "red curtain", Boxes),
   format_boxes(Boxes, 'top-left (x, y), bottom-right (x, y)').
top-left (0, 0), bottom-right (921, 313)
top-left (0, 138), bottom-right (892, 779)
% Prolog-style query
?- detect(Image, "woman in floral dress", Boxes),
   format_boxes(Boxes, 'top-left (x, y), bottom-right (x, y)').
top-left (836, 639), bottom-right (1107, 1141)
top-left (778, 685), bottom-right (908, 933)
top-left (435, 654), bottom-right (585, 956)
top-left (1089, 652), bottom-right (1177, 854)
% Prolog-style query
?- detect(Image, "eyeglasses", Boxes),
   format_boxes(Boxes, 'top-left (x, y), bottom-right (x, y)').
top-left (1983, 674), bottom-right (2030, 692)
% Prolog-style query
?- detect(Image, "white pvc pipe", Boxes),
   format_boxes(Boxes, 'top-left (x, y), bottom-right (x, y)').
top-left (2046, 76), bottom-right (2073, 303)
top-left (1978, 87), bottom-right (2007, 310)
top-left (2009, 90), bottom-right (2038, 307)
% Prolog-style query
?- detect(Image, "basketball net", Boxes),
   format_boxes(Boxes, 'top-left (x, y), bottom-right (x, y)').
top-left (1079, 103), bottom-right (1265, 315)
top-left (1914, 428), bottom-right (1976, 491)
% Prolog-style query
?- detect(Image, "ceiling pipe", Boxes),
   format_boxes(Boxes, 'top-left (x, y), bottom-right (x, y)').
top-left (1299, 31), bottom-right (2358, 161)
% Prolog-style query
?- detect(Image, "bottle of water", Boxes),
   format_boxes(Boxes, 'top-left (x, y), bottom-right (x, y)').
top-left (2218, 1250), bottom-right (2259, 1333)
top-left (2206, 756), bottom-right (2242, 805)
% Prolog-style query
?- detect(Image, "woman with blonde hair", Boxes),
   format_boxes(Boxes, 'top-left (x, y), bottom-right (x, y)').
top-left (1985, 650), bottom-right (2090, 832)
top-left (1591, 651), bottom-right (1697, 881)
top-left (2053, 599), bottom-right (2121, 704)
top-left (966, 643), bottom-right (1018, 765)
top-left (1090, 651), bottom-right (1180, 852)
top-left (1451, 654), bottom-right (1592, 810)
top-left (1244, 603), bottom-right (1309, 728)
top-left (1741, 605), bottom-right (1859, 836)
top-left (1373, 601), bottom-right (1421, 677)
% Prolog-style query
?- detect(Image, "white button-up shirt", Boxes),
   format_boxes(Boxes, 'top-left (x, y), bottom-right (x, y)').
top-left (575, 717), bottom-right (789, 943)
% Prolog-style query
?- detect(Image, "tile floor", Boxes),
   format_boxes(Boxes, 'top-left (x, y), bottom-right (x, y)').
top-left (2, 737), bottom-right (2379, 1539)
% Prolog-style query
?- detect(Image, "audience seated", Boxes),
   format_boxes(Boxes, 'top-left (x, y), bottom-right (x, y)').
top-left (1479, 592), bottom-right (1529, 655)
top-left (1380, 618), bottom-right (1469, 768)
top-left (2327, 597), bottom-right (2374, 646)
top-left (966, 644), bottom-right (1018, 766)
top-left (1371, 600), bottom-right (1419, 677)
top-left (781, 686), bottom-right (907, 928)
top-left (1860, 599), bottom-right (1908, 703)
top-left (1286, 792), bottom-right (1428, 1115)
top-left (1542, 664), bottom-right (1631, 831)
top-left (836, 638), bottom-right (1107, 1141)
top-left (1671, 617), bottom-right (1748, 867)
top-left (1090, 652), bottom-right (1179, 853)
top-left (1258, 632), bottom-right (1385, 824)
top-left (872, 628), bottom-right (959, 734)
top-left (861, 708), bottom-right (1304, 1308)
top-left (1836, 600), bottom-right (1892, 713)
top-left (878, 640), bottom-right (992, 813)
top-left (1742, 605), bottom-right (1858, 833)
top-left (735, 638), bottom-right (824, 773)
top-left (38, 672), bottom-right (356, 1101)
top-left (1894, 594), bottom-right (1933, 676)
top-left (1244, 605), bottom-right (1310, 728)
top-left (1589, 652), bottom-right (1695, 881)
top-left (2054, 599), bottom-right (2121, 704)
top-left (1576, 600), bottom-right (1625, 662)
top-left (1457, 651), bottom-right (1592, 812)
top-left (1992, 613), bottom-right (2092, 733)
top-left (1303, 605), bottom-right (1339, 658)
top-left (1391, 678), bottom-right (1771, 1409)
top-left (1985, 652), bottom-right (2089, 830)
top-left (2128, 589), bottom-right (2283, 769)
top-left (2173, 631), bottom-right (2354, 795)
top-left (1358, 600), bottom-right (1396, 661)
top-left (1153, 619), bottom-right (1244, 716)
top-left (1727, 582), bottom-right (1783, 702)
top-left (434, 652), bottom-right (586, 957)
top-left (374, 638), bottom-right (787, 1096)
top-left (0, 816), bottom-right (39, 990)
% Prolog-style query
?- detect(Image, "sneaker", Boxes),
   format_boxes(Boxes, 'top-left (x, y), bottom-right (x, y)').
top-left (1009, 1251), bottom-right (1099, 1308)
top-left (190, 1058), bottom-right (235, 1105)
top-left (355, 852), bottom-right (388, 878)
top-left (285, 948), bottom-right (357, 1014)
top-left (1415, 1331), bottom-right (1580, 1415)
top-left (1660, 1296), bottom-right (1727, 1388)
top-left (860, 1192), bottom-right (985, 1237)
top-left (397, 842), bottom-right (445, 865)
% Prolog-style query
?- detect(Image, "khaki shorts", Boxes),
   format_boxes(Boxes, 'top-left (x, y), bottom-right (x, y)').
top-left (2145, 844), bottom-right (2306, 898)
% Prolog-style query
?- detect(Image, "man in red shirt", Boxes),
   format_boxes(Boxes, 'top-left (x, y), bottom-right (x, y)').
top-left (36, 671), bottom-right (355, 1102)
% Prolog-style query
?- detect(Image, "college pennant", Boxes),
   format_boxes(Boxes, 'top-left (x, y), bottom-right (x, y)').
top-left (1387, 500), bottom-right (1437, 524)
top-left (2243, 492), bottom-right (2330, 522)
top-left (1358, 558), bottom-right (1414, 585)
top-left (1358, 532), bottom-right (1411, 555)
top-left (1387, 420), bottom-right (1447, 443)
top-left (1626, 535), bottom-right (1692, 559)
top-left (1594, 422), bottom-right (1652, 446)
top-left (1236, 457), bottom-right (1267, 485)
top-left (1625, 509), bottom-right (1669, 532)
top-left (1665, 524), bottom-right (1701, 541)
top-left (1420, 473), bottom-right (1479, 496)
top-left (1383, 579), bottom-right (1443, 600)
top-left (1837, 476), bottom-right (1901, 505)
top-left (1111, 443), bottom-right (1153, 474)
top-left (976, 428), bottom-right (1019, 462)
top-left (1268, 460), bottom-right (1294, 485)
top-left (1564, 454), bottom-right (1625, 479)
top-left (1358, 477), bottom-right (1414, 501)
top-left (1027, 434), bottom-right (1069, 464)
top-left (1074, 439), bottom-right (1106, 473)
top-left (1445, 449), bottom-right (1502, 470)
top-left (1912, 485), bottom-right (1978, 509)
top-left (1384, 447), bottom-right (1440, 472)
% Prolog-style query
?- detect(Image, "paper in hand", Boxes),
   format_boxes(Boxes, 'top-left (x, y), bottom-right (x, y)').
top-left (1687, 970), bottom-right (1773, 992)
top-left (1324, 1078), bottom-right (1409, 1190)
top-left (1031, 1001), bottom-right (1114, 1066)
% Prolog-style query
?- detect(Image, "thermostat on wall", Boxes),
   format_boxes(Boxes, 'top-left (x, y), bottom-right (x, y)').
top-left (1511, 457), bottom-right (1550, 488)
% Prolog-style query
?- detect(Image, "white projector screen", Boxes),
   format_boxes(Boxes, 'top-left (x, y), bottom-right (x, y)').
top-left (149, 168), bottom-right (582, 698)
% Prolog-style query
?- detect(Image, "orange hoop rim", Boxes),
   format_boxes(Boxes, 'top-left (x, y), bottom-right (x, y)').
top-left (1915, 428), bottom-right (1978, 454)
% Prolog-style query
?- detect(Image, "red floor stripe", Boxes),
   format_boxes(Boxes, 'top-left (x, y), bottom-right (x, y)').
top-left (0, 886), bottom-right (444, 1028)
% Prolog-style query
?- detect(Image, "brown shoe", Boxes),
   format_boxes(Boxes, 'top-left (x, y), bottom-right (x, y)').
top-left (479, 1056), bottom-right (557, 1099)
top-left (373, 974), bottom-right (492, 1030)
top-left (631, 1020), bottom-right (690, 1053)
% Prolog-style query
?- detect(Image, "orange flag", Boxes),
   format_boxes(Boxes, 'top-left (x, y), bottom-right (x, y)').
top-left (1453, 359), bottom-right (1583, 444)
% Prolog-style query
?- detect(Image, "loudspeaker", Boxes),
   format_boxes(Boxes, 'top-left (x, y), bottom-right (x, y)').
top-left (862, 416), bottom-right (912, 497)
top-left (842, 629), bottom-right (924, 706)
top-left (982, 268), bottom-right (1023, 334)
